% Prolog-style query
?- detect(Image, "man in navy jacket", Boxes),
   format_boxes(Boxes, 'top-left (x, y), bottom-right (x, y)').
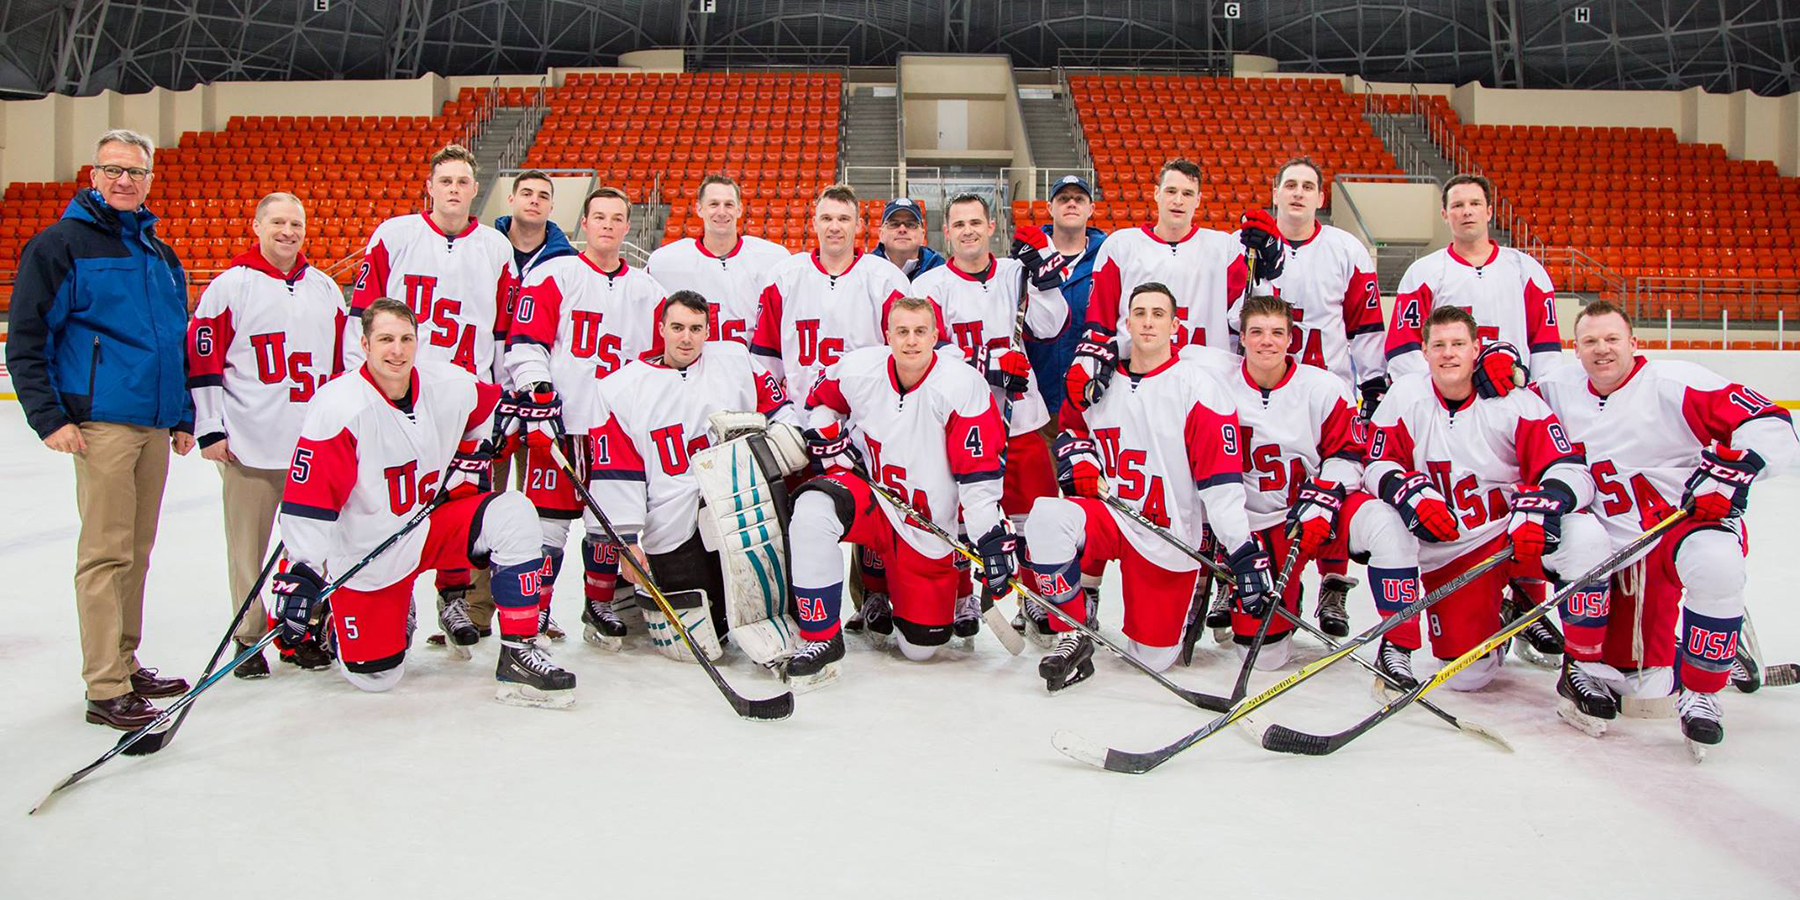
top-left (8, 129), bottom-right (197, 730)
top-left (1023, 175), bottom-right (1107, 421)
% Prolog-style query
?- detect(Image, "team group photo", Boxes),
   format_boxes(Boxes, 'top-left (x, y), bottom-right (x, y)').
top-left (1, 2), bottom-right (1796, 897)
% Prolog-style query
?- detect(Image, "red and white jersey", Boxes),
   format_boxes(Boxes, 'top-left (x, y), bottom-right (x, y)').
top-left (1364, 372), bottom-right (1594, 571)
top-left (646, 235), bottom-right (790, 346)
top-left (346, 213), bottom-right (513, 380)
top-left (584, 342), bottom-right (796, 554)
top-left (913, 256), bottom-right (1070, 435)
top-left (187, 250), bottom-right (348, 470)
top-left (1065, 355), bottom-right (1252, 570)
top-left (1534, 356), bottom-right (1797, 549)
top-left (1228, 222), bottom-right (1384, 386)
top-left (1386, 244), bottom-right (1563, 380)
top-left (1213, 360), bottom-right (1365, 532)
top-left (1085, 224), bottom-right (1249, 353)
top-left (505, 255), bottom-right (666, 434)
top-left (279, 362), bottom-right (502, 590)
top-left (750, 250), bottom-right (909, 404)
top-left (805, 346), bottom-right (1006, 559)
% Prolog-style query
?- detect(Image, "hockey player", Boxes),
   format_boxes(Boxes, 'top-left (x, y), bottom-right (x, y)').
top-left (1364, 305), bottom-right (1611, 694)
top-left (187, 192), bottom-right (347, 677)
top-left (505, 186), bottom-right (666, 652)
top-left (646, 174), bottom-right (790, 346)
top-left (1211, 296), bottom-right (1421, 670)
top-left (1068, 159), bottom-right (1281, 390)
top-left (1021, 282), bottom-right (1271, 691)
top-left (581, 291), bottom-right (805, 661)
top-left (1023, 174), bottom-right (1108, 421)
top-left (1534, 300), bottom-right (1796, 749)
top-left (781, 296), bottom-right (1011, 688)
top-left (273, 298), bottom-right (573, 706)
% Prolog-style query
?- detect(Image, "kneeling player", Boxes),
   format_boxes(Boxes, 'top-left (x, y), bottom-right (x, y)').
top-left (583, 291), bottom-right (807, 664)
top-left (1021, 282), bottom-right (1272, 691)
top-left (1214, 296), bottom-right (1422, 671)
top-left (274, 299), bottom-right (573, 707)
top-left (783, 296), bottom-right (1012, 688)
top-left (1364, 306), bottom-right (1609, 696)
top-left (1535, 300), bottom-right (1796, 750)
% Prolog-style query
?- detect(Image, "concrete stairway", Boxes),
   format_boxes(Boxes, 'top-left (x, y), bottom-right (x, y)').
top-left (842, 86), bottom-right (900, 199)
top-left (1021, 95), bottom-right (1086, 170)
top-left (470, 106), bottom-right (531, 213)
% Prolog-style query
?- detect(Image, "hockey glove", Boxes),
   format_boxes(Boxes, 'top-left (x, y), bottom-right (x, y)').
top-left (1065, 327), bottom-right (1117, 411)
top-left (1010, 227), bottom-right (1067, 291)
top-left (1506, 480), bottom-right (1576, 567)
top-left (1472, 342), bottom-right (1528, 399)
top-left (1287, 478), bottom-right (1346, 556)
top-left (513, 383), bottom-right (564, 449)
top-left (1238, 209), bottom-right (1287, 284)
top-left (975, 521), bottom-right (1020, 601)
top-left (1683, 444), bottom-right (1763, 521)
top-left (1379, 470), bottom-right (1460, 543)
top-left (270, 561), bottom-right (328, 648)
top-left (985, 346), bottom-right (1032, 398)
top-left (444, 439), bottom-right (495, 500)
top-left (1226, 541), bottom-right (1275, 618)
top-left (803, 421), bottom-right (864, 471)
top-left (1051, 432), bottom-right (1107, 498)
top-left (1358, 375), bottom-right (1390, 417)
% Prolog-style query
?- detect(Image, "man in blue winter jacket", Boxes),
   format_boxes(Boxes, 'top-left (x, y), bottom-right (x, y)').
top-left (7, 129), bottom-right (197, 730)
top-left (870, 197), bottom-right (945, 280)
top-left (1024, 174), bottom-right (1107, 421)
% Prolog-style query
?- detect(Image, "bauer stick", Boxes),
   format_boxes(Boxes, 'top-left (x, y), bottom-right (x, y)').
top-left (1099, 494), bottom-right (1506, 749)
top-left (1253, 509), bottom-right (1691, 757)
top-left (546, 430), bottom-right (795, 723)
top-left (1049, 543), bottom-right (1512, 774)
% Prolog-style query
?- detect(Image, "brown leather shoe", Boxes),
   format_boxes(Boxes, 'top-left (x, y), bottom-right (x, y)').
top-left (130, 667), bottom-right (190, 699)
top-left (85, 693), bottom-right (162, 730)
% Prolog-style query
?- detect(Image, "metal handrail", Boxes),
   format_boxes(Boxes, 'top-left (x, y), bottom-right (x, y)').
top-left (1328, 176), bottom-right (1378, 249)
top-left (1634, 275), bottom-right (1800, 324)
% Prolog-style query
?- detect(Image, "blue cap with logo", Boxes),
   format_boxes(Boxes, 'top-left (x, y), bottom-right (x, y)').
top-left (881, 197), bottom-right (925, 225)
top-left (1049, 174), bottom-right (1093, 199)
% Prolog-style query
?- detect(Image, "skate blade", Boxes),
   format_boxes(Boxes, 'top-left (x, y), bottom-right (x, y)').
top-left (1211, 626), bottom-right (1232, 644)
top-left (859, 629), bottom-right (894, 651)
top-left (582, 624), bottom-right (624, 652)
top-left (1620, 695), bottom-right (1676, 719)
top-left (1044, 661), bottom-right (1095, 694)
top-left (443, 638), bottom-right (474, 661)
top-left (494, 682), bottom-right (574, 710)
top-left (1555, 698), bottom-right (1609, 737)
top-left (1370, 678), bottom-right (1407, 704)
top-left (1686, 739), bottom-right (1708, 763)
top-left (1512, 641), bottom-right (1561, 670)
top-left (782, 662), bottom-right (840, 694)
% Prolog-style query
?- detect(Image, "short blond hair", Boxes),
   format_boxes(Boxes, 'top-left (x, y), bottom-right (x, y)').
top-left (255, 192), bottom-right (305, 221)
top-left (429, 144), bottom-right (479, 178)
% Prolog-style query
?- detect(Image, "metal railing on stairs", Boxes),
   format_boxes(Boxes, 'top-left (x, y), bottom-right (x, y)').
top-left (1055, 67), bottom-right (1097, 181)
top-left (498, 77), bottom-right (550, 170)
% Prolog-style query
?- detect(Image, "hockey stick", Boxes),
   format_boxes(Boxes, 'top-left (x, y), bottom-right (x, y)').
top-left (1737, 609), bottom-right (1800, 689)
top-left (144, 542), bottom-right (287, 755)
top-left (546, 435), bottom-right (795, 723)
top-left (1256, 509), bottom-right (1690, 757)
top-left (1098, 494), bottom-right (1503, 747)
top-left (1049, 544), bottom-right (1512, 774)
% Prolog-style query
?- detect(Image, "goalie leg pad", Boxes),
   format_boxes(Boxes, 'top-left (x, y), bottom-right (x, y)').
top-left (643, 589), bottom-right (724, 663)
top-left (693, 434), bottom-right (810, 667)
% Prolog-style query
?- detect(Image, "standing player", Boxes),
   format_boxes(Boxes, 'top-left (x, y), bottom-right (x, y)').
top-left (506, 186), bottom-right (666, 651)
top-left (1024, 174), bottom-right (1107, 423)
top-left (582, 291), bottom-right (804, 660)
top-left (781, 296), bottom-right (1010, 688)
top-left (1020, 283), bottom-right (1270, 691)
top-left (1364, 305), bottom-right (1611, 693)
top-left (1534, 300), bottom-right (1795, 750)
top-left (870, 198), bottom-right (945, 280)
top-left (1212, 296), bottom-right (1421, 670)
top-left (346, 144), bottom-right (514, 641)
top-left (187, 192), bottom-right (347, 677)
top-left (646, 174), bottom-right (790, 346)
top-left (274, 299), bottom-right (573, 706)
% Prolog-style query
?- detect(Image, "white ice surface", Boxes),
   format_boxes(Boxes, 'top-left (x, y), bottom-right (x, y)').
top-left (2, 403), bottom-right (1798, 899)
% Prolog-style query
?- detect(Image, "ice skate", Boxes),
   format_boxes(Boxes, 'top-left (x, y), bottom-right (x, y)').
top-left (581, 596), bottom-right (628, 651)
top-left (1372, 639), bottom-right (1419, 700)
top-left (1677, 689), bottom-right (1723, 761)
top-left (854, 592), bottom-right (894, 649)
top-left (783, 633), bottom-right (844, 692)
top-left (495, 637), bottom-right (576, 709)
top-left (1039, 631), bottom-right (1095, 693)
top-left (435, 587), bottom-right (481, 660)
top-left (1556, 659), bottom-right (1620, 737)
top-left (538, 606), bottom-right (565, 643)
top-left (1316, 574), bottom-right (1355, 638)
top-left (953, 594), bottom-right (981, 648)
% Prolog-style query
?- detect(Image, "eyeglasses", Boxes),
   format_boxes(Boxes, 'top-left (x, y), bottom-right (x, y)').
top-left (96, 165), bottom-right (152, 181)
top-left (885, 219), bottom-right (921, 230)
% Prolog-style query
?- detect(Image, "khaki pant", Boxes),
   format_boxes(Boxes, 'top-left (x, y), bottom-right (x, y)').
top-left (73, 422), bottom-right (171, 701)
top-left (218, 459), bottom-right (285, 642)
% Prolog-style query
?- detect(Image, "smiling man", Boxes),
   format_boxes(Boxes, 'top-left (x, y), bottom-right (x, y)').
top-left (647, 174), bottom-right (791, 346)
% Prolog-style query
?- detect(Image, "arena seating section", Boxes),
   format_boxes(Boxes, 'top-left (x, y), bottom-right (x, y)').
top-left (524, 71), bottom-right (841, 249)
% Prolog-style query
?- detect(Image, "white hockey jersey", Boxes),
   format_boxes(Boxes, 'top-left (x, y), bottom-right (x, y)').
top-left (806, 346), bottom-right (1006, 558)
top-left (1227, 222), bottom-right (1384, 387)
top-left (1213, 360), bottom-right (1366, 532)
top-left (585, 342), bottom-right (797, 553)
top-left (1064, 354), bottom-right (1253, 570)
top-left (186, 249), bottom-right (348, 469)
top-left (1386, 244), bottom-right (1563, 380)
top-left (346, 213), bottom-right (513, 380)
top-left (646, 235), bottom-right (790, 346)
top-left (280, 361), bottom-right (502, 590)
top-left (1365, 372), bottom-right (1594, 571)
top-left (750, 250), bottom-right (910, 404)
top-left (913, 256), bottom-right (1070, 435)
top-left (1085, 224), bottom-right (1249, 353)
top-left (1533, 356), bottom-right (1797, 549)
top-left (505, 254), bottom-right (666, 434)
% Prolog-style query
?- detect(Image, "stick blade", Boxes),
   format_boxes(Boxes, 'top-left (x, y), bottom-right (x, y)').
top-left (1050, 729), bottom-right (1161, 774)
top-left (1458, 718), bottom-right (1514, 753)
top-left (117, 722), bottom-right (172, 757)
top-left (733, 690), bottom-right (796, 721)
top-left (1763, 663), bottom-right (1800, 688)
top-left (1260, 723), bottom-right (1338, 756)
top-left (984, 604), bottom-right (1024, 656)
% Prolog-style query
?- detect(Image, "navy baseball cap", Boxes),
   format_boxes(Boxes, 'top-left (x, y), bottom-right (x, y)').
top-left (1050, 174), bottom-right (1093, 199)
top-left (882, 198), bottom-right (925, 225)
